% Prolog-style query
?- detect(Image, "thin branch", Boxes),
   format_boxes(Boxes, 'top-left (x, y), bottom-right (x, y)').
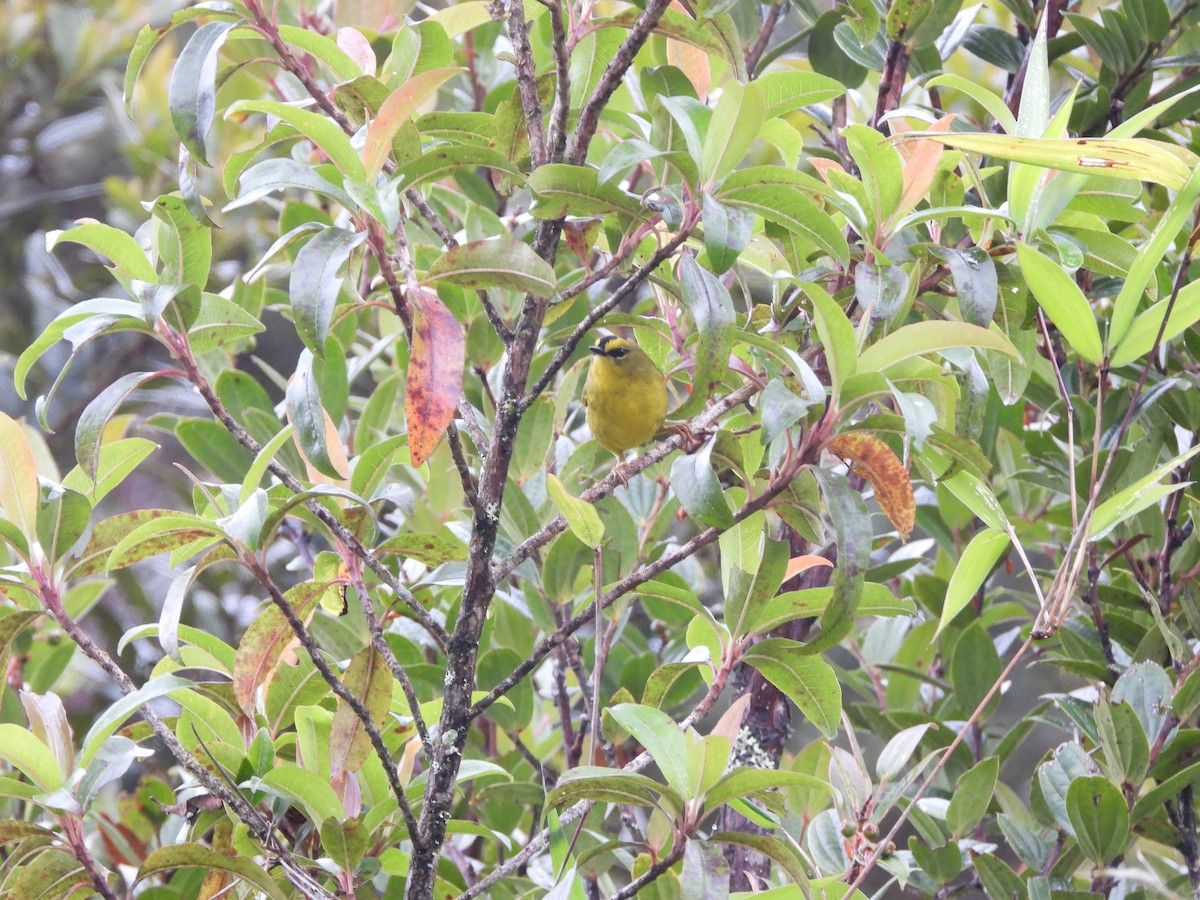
top-left (745, 0), bottom-right (784, 76)
top-left (543, 0), bottom-right (571, 161)
top-left (498, 381), bottom-right (758, 581)
top-left (522, 212), bottom-right (700, 406)
top-left (61, 816), bottom-right (117, 900)
top-left (505, 0), bottom-right (546, 166)
top-left (458, 646), bottom-right (738, 899)
top-left (29, 568), bottom-right (334, 900)
top-left (176, 343), bottom-right (450, 649)
top-left (566, 0), bottom-right (674, 165)
top-left (607, 840), bottom-right (687, 899)
top-left (474, 452), bottom-right (785, 721)
top-left (244, 556), bottom-right (423, 844)
top-left (846, 634), bottom-right (1037, 893)
top-left (1037, 308), bottom-right (1078, 530)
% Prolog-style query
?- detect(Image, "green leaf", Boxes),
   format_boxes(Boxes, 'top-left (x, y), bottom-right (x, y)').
top-left (286, 350), bottom-right (346, 480)
top-left (8, 850), bottom-right (87, 898)
top-left (1089, 445), bottom-right (1200, 542)
top-left (843, 125), bottom-right (903, 232)
top-left (673, 256), bottom-right (735, 418)
top-left (363, 67), bottom-right (462, 177)
top-left (276, 24), bottom-right (363, 82)
top-left (168, 21), bottom-right (236, 166)
top-left (321, 817), bottom-right (369, 873)
top-left (804, 283), bottom-right (857, 405)
top-left (749, 582), bottom-right (914, 636)
top-left (227, 99), bottom-right (366, 183)
top-left (1015, 242), bottom-right (1103, 364)
top-left (527, 164), bottom-right (642, 218)
top-left (702, 194), bottom-right (754, 275)
top-left (546, 767), bottom-right (670, 810)
top-left (607, 704), bottom-right (692, 798)
top-left (105, 513), bottom-right (224, 571)
top-left (1110, 279), bottom-right (1200, 368)
top-left (426, 236), bottom-right (556, 297)
top-left (947, 756), bottom-right (999, 836)
top-left (187, 293), bottom-right (266, 355)
top-left (0, 724), bottom-right (63, 792)
top-left (717, 180), bottom-right (849, 263)
top-left (137, 843), bottom-right (289, 900)
top-left (876, 724), bottom-right (932, 780)
top-left (290, 227), bottom-right (366, 356)
top-left (1066, 776), bottom-right (1129, 864)
top-left (0, 414), bottom-right (39, 544)
top-left (75, 371), bottom-right (170, 480)
top-left (396, 146), bottom-right (525, 192)
top-left (79, 675), bottom-right (194, 767)
top-left (742, 640), bottom-right (841, 738)
top-left (545, 475), bottom-right (604, 549)
top-left (702, 81), bottom-right (765, 184)
top-left (46, 223), bottom-right (157, 283)
top-left (809, 470), bottom-right (871, 654)
top-left (704, 767), bottom-right (832, 814)
top-left (858, 321), bottom-right (1020, 373)
top-left (1110, 166), bottom-right (1200, 349)
top-left (149, 195), bottom-right (211, 288)
top-left (707, 831), bottom-right (811, 889)
top-left (756, 70), bottom-right (845, 118)
top-left (670, 437), bottom-right (733, 529)
top-left (937, 529), bottom-right (1009, 635)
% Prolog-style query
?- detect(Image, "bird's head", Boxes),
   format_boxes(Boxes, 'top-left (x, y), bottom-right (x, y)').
top-left (588, 334), bottom-right (640, 367)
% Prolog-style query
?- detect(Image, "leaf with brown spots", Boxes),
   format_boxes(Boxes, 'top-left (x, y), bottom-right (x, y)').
top-left (328, 643), bottom-right (393, 776)
top-left (823, 433), bottom-right (915, 539)
top-left (233, 581), bottom-right (325, 717)
top-left (406, 289), bottom-right (464, 467)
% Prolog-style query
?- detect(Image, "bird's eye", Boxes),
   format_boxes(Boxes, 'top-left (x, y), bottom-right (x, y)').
top-left (610, 348), bottom-right (629, 358)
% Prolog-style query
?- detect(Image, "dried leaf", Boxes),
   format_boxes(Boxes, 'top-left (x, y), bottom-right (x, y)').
top-left (406, 289), bottom-right (465, 467)
top-left (824, 433), bottom-right (915, 538)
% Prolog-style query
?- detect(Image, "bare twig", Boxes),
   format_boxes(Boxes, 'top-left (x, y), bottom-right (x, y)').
top-left (61, 815), bottom-right (117, 900)
top-left (244, 557), bottom-right (423, 843)
top-left (175, 342), bottom-right (450, 649)
top-left (745, 0), bottom-right (784, 76)
top-left (566, 0), bottom-right (674, 165)
top-left (543, 0), bottom-right (571, 161)
top-left (504, 0), bottom-right (546, 166)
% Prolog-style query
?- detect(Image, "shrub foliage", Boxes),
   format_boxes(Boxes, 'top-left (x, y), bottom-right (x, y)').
top-left (6, 0), bottom-right (1200, 897)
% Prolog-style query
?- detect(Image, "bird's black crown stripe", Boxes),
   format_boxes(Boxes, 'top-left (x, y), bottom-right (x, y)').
top-left (596, 334), bottom-right (619, 352)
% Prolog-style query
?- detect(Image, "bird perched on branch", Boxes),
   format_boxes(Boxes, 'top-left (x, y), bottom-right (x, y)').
top-left (582, 334), bottom-right (669, 457)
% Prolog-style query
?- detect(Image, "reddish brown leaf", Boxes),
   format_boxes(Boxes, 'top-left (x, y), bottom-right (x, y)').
top-left (406, 289), bottom-right (465, 467)
top-left (232, 581), bottom-right (325, 717)
top-left (823, 432), bottom-right (916, 539)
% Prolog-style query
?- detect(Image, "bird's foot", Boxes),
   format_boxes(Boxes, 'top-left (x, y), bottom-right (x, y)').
top-left (663, 422), bottom-right (703, 453)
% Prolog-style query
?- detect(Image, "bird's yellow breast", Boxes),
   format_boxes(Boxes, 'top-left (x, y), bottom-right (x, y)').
top-left (583, 342), bottom-right (668, 455)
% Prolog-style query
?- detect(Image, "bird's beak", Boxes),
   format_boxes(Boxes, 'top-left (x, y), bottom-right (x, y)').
top-left (588, 346), bottom-right (604, 355)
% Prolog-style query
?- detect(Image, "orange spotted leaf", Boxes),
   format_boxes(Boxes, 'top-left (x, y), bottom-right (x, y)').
top-left (824, 433), bottom-right (915, 539)
top-left (406, 289), bottom-right (464, 467)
